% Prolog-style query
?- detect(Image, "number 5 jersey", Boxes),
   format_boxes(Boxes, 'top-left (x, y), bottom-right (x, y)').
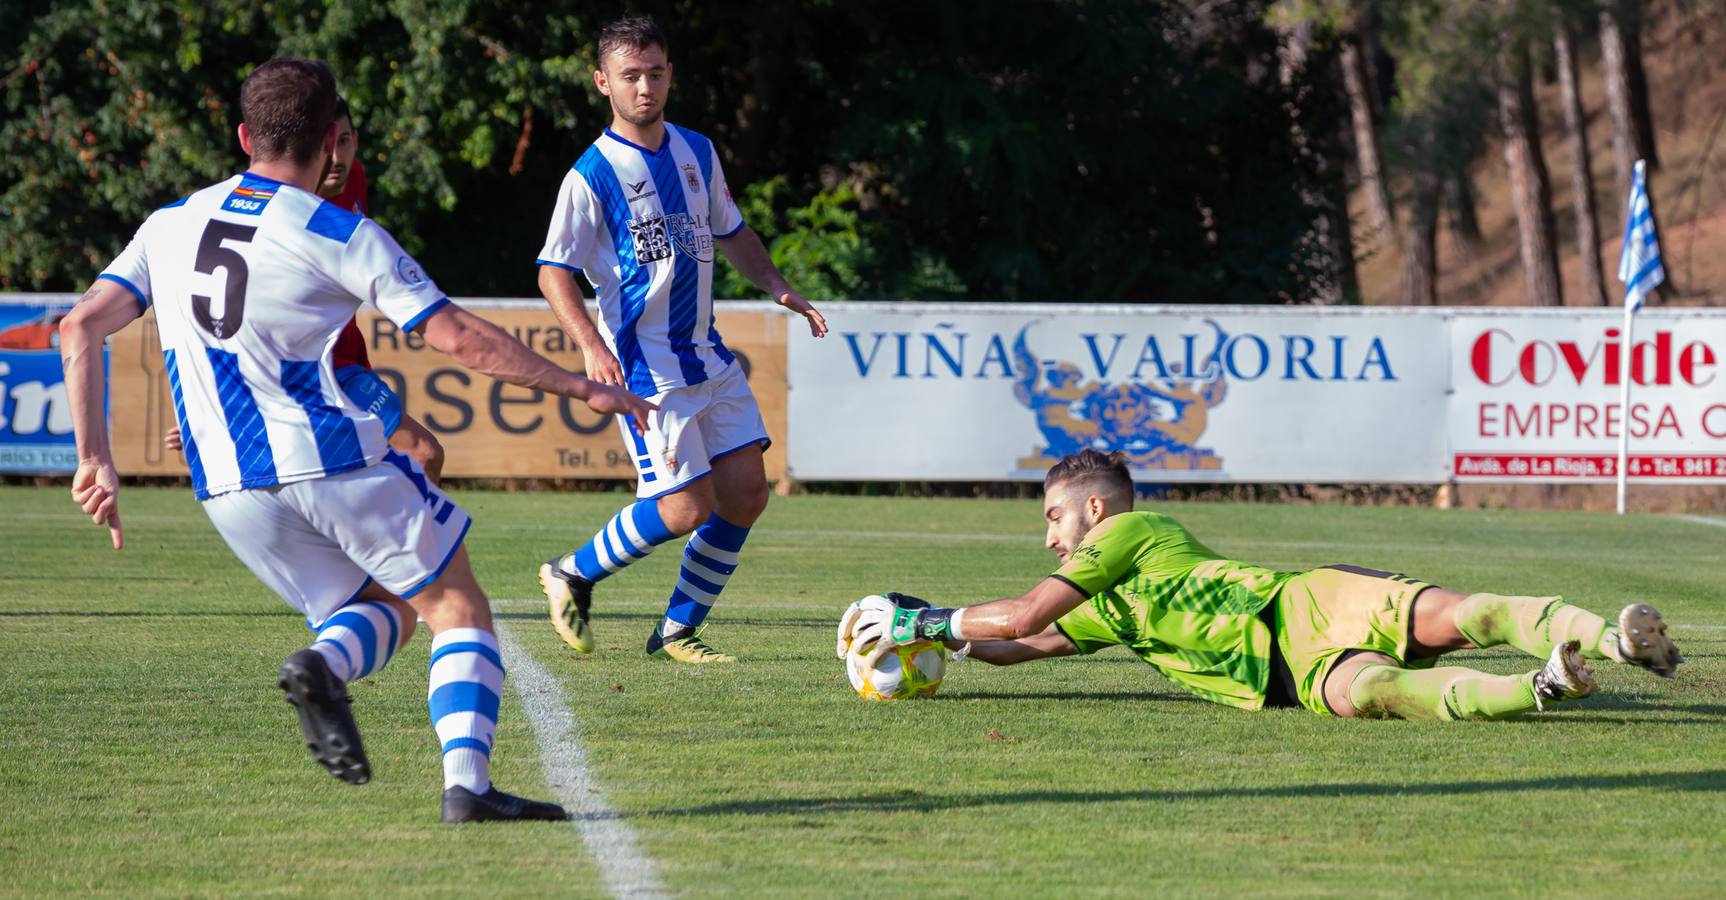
top-left (99, 171), bottom-right (448, 500)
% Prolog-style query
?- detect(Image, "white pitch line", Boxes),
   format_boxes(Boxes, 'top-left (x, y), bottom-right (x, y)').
top-left (1676, 514), bottom-right (1726, 529)
top-left (494, 621), bottom-right (665, 899)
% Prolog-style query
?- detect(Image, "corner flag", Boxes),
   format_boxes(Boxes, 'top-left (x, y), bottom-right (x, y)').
top-left (1614, 159), bottom-right (1662, 514)
top-left (1618, 159), bottom-right (1664, 311)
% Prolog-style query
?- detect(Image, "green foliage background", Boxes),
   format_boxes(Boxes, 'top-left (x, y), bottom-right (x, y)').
top-left (2, 1), bottom-right (1348, 303)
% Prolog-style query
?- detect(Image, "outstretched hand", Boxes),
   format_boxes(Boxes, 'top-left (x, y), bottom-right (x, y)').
top-left (71, 459), bottom-right (123, 550)
top-left (777, 290), bottom-right (828, 338)
top-left (583, 383), bottom-right (657, 432)
top-left (836, 594), bottom-right (897, 659)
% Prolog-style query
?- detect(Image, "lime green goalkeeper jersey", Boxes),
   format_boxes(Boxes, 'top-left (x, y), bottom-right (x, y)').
top-left (1051, 511), bottom-right (1293, 710)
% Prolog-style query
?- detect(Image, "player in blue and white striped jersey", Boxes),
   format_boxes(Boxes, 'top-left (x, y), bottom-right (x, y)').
top-left (60, 58), bottom-right (654, 823)
top-left (535, 16), bottom-right (827, 664)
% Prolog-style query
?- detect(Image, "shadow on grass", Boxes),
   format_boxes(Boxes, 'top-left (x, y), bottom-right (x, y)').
top-left (1552, 694), bottom-right (1726, 718)
top-left (493, 610), bottom-right (838, 628)
top-left (639, 769), bottom-right (1726, 819)
top-left (930, 690), bottom-right (1204, 704)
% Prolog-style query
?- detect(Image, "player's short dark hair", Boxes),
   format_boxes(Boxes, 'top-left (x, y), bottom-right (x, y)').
top-left (239, 58), bottom-right (337, 164)
top-left (598, 15), bottom-right (668, 66)
top-left (333, 95), bottom-right (356, 131)
top-left (1045, 449), bottom-right (1133, 501)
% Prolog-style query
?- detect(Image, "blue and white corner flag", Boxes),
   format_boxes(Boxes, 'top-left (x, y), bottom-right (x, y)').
top-left (1618, 159), bottom-right (1664, 311)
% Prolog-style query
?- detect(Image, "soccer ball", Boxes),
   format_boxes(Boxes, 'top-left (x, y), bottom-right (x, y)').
top-left (846, 641), bottom-right (948, 701)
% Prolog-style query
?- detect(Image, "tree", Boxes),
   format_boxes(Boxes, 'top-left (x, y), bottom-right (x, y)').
top-left (1598, 0), bottom-right (1667, 299)
top-left (2, 0), bottom-right (1352, 304)
top-left (1554, 20), bottom-right (1609, 305)
top-left (1270, 5), bottom-right (1360, 303)
top-left (1598, 0), bottom-right (1658, 190)
top-left (1496, 37), bottom-right (1564, 306)
top-left (1371, 0), bottom-right (1497, 305)
top-left (1339, 32), bottom-right (1398, 243)
top-left (1400, 120), bottom-right (1440, 305)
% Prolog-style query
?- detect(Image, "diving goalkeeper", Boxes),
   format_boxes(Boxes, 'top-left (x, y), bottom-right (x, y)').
top-left (841, 450), bottom-right (1683, 720)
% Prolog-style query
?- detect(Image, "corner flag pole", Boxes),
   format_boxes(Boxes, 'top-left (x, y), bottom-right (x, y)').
top-left (1614, 301), bottom-right (1634, 515)
top-left (1616, 159), bottom-right (1664, 515)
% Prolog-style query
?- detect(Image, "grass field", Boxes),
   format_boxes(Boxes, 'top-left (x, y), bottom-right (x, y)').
top-left (3, 485), bottom-right (1725, 897)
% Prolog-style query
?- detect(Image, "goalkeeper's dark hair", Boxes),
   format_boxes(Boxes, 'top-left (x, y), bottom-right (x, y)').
top-left (240, 58), bottom-right (337, 164)
top-left (598, 15), bottom-right (668, 66)
top-left (1044, 450), bottom-right (1133, 505)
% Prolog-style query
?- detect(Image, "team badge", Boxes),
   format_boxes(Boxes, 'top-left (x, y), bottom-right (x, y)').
top-left (627, 213), bottom-right (673, 263)
top-left (682, 164), bottom-right (700, 192)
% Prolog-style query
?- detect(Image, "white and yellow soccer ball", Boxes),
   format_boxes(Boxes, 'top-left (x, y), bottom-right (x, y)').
top-left (846, 640), bottom-right (948, 701)
top-left (837, 594), bottom-right (951, 701)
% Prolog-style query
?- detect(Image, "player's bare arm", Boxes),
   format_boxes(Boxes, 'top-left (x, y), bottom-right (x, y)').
top-left (537, 264), bottom-right (624, 385)
top-left (419, 302), bottom-right (653, 422)
top-left (852, 577), bottom-right (1088, 666)
top-left (59, 280), bottom-right (144, 550)
top-left (716, 227), bottom-right (828, 338)
top-left (958, 624), bottom-right (1079, 666)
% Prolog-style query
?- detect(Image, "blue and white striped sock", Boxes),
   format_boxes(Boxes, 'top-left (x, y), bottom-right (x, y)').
top-left (560, 498), bottom-right (677, 583)
top-left (309, 600), bottom-right (403, 683)
top-left (427, 627), bottom-right (503, 793)
top-left (664, 514), bottom-right (751, 630)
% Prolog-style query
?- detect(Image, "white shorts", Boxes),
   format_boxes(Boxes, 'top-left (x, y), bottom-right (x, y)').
top-left (201, 450), bottom-right (471, 627)
top-left (618, 361), bottom-right (770, 499)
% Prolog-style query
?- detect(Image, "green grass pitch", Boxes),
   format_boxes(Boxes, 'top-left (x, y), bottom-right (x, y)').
top-left (3, 485), bottom-right (1724, 896)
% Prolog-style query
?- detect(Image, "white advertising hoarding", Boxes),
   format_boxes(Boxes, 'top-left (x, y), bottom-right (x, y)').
top-left (788, 304), bottom-right (1451, 482)
top-left (1449, 310), bottom-right (1726, 483)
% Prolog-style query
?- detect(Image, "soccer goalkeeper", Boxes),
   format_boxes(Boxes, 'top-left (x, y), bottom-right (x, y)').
top-left (842, 449), bottom-right (1684, 720)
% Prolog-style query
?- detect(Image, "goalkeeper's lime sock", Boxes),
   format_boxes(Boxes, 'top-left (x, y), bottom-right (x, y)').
top-left (1453, 593), bottom-right (1620, 662)
top-left (1347, 664), bottom-right (1539, 721)
top-left (664, 514), bottom-right (750, 629)
top-left (560, 498), bottom-right (677, 583)
top-left (309, 599), bottom-right (404, 683)
top-left (428, 627), bottom-right (502, 793)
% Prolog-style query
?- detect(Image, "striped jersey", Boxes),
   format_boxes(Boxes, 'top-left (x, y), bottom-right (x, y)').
top-left (536, 124), bottom-right (746, 398)
top-left (99, 172), bottom-right (449, 500)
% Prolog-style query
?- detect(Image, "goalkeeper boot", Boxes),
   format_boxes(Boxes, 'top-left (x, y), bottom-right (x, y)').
top-left (1531, 640), bottom-right (1599, 712)
top-left (1615, 604), bottom-right (1684, 678)
top-left (647, 623), bottom-right (736, 663)
top-left (540, 559), bottom-right (595, 654)
top-left (442, 785), bottom-right (567, 824)
top-left (279, 649), bottom-right (370, 785)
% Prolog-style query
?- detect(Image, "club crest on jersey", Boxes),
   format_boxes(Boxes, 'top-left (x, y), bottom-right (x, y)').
top-left (627, 213), bottom-right (673, 263)
top-left (682, 164), bottom-right (700, 193)
top-left (223, 185), bottom-right (276, 216)
top-left (664, 212), bottom-right (713, 262)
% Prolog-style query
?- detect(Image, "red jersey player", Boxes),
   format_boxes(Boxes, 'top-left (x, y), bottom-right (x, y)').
top-left (319, 98), bottom-right (446, 481)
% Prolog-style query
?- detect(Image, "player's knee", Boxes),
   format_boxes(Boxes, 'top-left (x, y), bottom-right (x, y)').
top-left (658, 490), bottom-right (715, 535)
top-left (722, 479), bottom-right (770, 524)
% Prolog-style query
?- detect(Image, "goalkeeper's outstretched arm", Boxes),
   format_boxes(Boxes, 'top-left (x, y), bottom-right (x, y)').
top-left (958, 626), bottom-right (1079, 666)
top-left (854, 578), bottom-right (1088, 666)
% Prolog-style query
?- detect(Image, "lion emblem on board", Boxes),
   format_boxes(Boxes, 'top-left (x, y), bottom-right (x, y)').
top-left (1012, 321), bottom-right (1228, 472)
